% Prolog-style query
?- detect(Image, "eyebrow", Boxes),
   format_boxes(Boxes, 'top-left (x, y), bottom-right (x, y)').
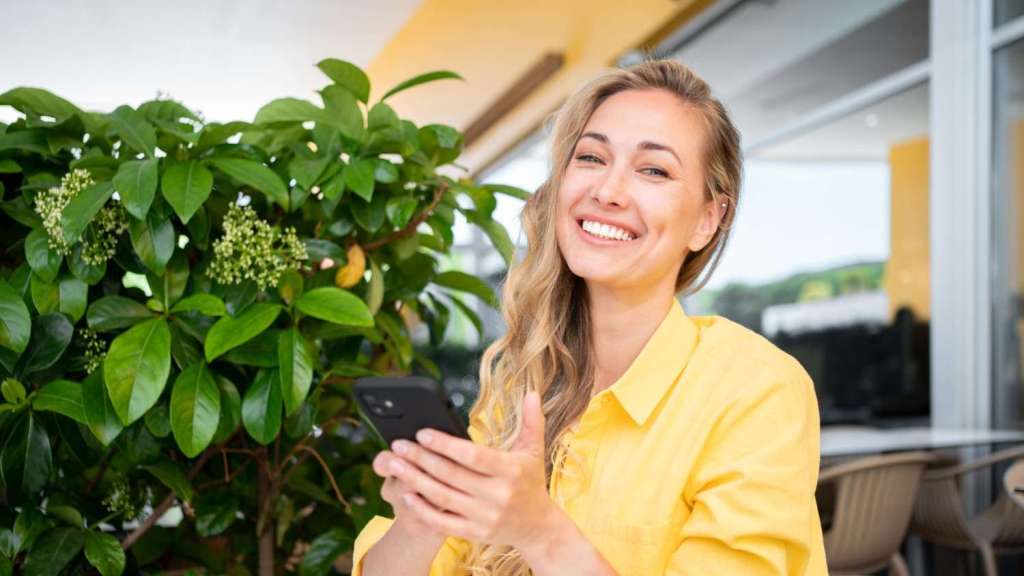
top-left (578, 131), bottom-right (682, 165)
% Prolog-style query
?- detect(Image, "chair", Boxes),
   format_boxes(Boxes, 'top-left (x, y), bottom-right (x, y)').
top-left (818, 451), bottom-right (937, 575)
top-left (910, 444), bottom-right (1024, 576)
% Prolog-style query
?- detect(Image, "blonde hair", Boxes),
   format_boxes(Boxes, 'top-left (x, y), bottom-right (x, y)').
top-left (459, 57), bottom-right (742, 575)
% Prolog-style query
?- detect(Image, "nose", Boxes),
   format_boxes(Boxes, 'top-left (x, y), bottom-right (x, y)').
top-left (591, 166), bottom-right (630, 208)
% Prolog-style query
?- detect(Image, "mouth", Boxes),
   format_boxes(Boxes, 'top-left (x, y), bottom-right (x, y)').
top-left (575, 218), bottom-right (640, 243)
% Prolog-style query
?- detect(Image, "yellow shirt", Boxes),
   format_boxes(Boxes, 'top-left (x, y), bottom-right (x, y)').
top-left (351, 299), bottom-right (828, 575)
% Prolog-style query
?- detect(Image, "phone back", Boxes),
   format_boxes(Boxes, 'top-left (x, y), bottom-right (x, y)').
top-left (354, 376), bottom-right (469, 445)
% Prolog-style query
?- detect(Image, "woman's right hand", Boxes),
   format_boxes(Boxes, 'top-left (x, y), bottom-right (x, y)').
top-left (372, 449), bottom-right (449, 542)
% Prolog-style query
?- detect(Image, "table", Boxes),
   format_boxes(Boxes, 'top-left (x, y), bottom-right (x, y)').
top-left (821, 426), bottom-right (1024, 459)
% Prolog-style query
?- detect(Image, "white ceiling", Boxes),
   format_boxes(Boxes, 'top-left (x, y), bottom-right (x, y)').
top-left (0, 0), bottom-right (423, 123)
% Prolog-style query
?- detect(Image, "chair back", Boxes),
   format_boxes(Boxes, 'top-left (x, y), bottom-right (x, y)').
top-left (820, 451), bottom-right (936, 572)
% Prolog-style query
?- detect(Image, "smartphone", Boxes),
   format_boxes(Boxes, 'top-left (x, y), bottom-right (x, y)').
top-left (354, 376), bottom-right (470, 447)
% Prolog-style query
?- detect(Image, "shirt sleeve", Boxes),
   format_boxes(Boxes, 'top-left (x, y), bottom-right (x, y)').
top-left (349, 411), bottom-right (490, 576)
top-left (665, 357), bottom-right (823, 575)
top-left (350, 515), bottom-right (473, 576)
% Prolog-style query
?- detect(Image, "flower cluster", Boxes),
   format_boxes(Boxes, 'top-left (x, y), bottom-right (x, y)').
top-left (80, 203), bottom-right (129, 266)
top-left (102, 476), bottom-right (150, 522)
top-left (32, 168), bottom-right (128, 265)
top-left (79, 327), bottom-right (106, 374)
top-left (33, 168), bottom-right (94, 254)
top-left (208, 203), bottom-right (308, 290)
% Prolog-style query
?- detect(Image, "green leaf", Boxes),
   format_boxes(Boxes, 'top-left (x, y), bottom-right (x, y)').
top-left (316, 59), bottom-right (371, 103)
top-left (29, 274), bottom-right (58, 315)
top-left (0, 158), bottom-right (19, 173)
top-left (12, 506), bottom-right (49, 555)
top-left (318, 85), bottom-right (365, 141)
top-left (17, 314), bottom-right (73, 376)
top-left (211, 376), bottom-right (241, 444)
top-left (385, 196), bottom-right (418, 229)
top-left (0, 87), bottom-right (81, 122)
top-left (367, 102), bottom-right (401, 132)
top-left (171, 294), bottom-right (226, 316)
top-left (342, 159), bottom-right (376, 201)
top-left (376, 311), bottom-right (412, 366)
top-left (0, 280), bottom-right (30, 354)
top-left (208, 158), bottom-right (288, 209)
top-left (1, 378), bottom-right (25, 404)
top-left (302, 239), bottom-right (344, 262)
top-left (434, 270), bottom-right (498, 307)
top-left (170, 362), bottom-right (220, 458)
top-left (197, 121), bottom-right (254, 150)
top-left (84, 531), bottom-right (125, 576)
top-left (366, 257), bottom-right (384, 316)
top-left (468, 212), bottom-right (516, 266)
top-left (295, 287), bottom-right (373, 327)
top-left (21, 527), bottom-right (83, 576)
top-left (448, 294), bottom-right (483, 340)
top-left (194, 493), bottom-right (239, 537)
top-left (278, 329), bottom-right (313, 417)
top-left (24, 228), bottom-right (61, 283)
top-left (68, 243), bottom-right (105, 285)
top-left (81, 369), bottom-right (123, 446)
top-left (86, 295), bottom-right (154, 332)
top-left (113, 159), bottom-right (159, 219)
top-left (161, 160), bottom-right (212, 224)
top-left (147, 250), bottom-right (189, 307)
top-left (483, 183), bottom-right (532, 200)
top-left (143, 458), bottom-right (193, 501)
top-left (46, 505), bottom-right (82, 528)
top-left (351, 193), bottom-right (387, 232)
top-left (57, 276), bottom-right (87, 322)
top-left (242, 369), bottom-right (282, 445)
top-left (222, 329), bottom-right (279, 367)
top-left (374, 159), bottom-right (399, 183)
top-left (254, 98), bottom-right (328, 125)
top-left (129, 211), bottom-right (175, 273)
top-left (108, 105), bottom-right (156, 158)
top-left (103, 318), bottom-right (171, 425)
top-left (380, 70), bottom-right (464, 102)
top-left (204, 303), bottom-right (282, 361)
top-left (0, 412), bottom-right (52, 502)
top-left (33, 380), bottom-right (86, 424)
top-left (60, 181), bottom-right (114, 243)
top-left (144, 401), bottom-right (171, 438)
top-left (299, 529), bottom-right (352, 576)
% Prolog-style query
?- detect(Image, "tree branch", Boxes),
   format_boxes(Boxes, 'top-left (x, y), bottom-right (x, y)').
top-left (363, 181), bottom-right (448, 251)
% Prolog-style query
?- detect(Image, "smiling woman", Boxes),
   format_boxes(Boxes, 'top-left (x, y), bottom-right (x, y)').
top-left (354, 58), bottom-right (827, 576)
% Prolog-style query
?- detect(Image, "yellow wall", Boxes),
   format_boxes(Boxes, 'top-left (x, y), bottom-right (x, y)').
top-left (885, 137), bottom-right (930, 320)
top-left (366, 0), bottom-right (707, 176)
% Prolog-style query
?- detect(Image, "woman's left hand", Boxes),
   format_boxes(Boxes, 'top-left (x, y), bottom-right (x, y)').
top-left (384, 390), bottom-right (559, 551)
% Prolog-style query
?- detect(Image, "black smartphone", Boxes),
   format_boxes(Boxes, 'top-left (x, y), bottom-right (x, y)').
top-left (354, 376), bottom-right (470, 447)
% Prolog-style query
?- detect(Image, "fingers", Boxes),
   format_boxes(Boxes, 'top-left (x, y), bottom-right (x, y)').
top-left (391, 439), bottom-right (490, 496)
top-left (387, 454), bottom-right (476, 515)
top-left (415, 429), bottom-right (505, 476)
top-left (401, 492), bottom-right (479, 541)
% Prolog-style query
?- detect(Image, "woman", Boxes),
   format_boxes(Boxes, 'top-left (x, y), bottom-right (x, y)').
top-left (352, 58), bottom-right (827, 575)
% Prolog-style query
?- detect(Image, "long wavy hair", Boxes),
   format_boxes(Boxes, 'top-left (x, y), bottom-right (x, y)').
top-left (458, 57), bottom-right (742, 575)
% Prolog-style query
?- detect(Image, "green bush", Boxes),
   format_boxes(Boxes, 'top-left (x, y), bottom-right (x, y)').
top-left (0, 58), bottom-right (528, 575)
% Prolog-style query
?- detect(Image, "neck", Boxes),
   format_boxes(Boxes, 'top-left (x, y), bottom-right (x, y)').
top-left (585, 281), bottom-right (677, 396)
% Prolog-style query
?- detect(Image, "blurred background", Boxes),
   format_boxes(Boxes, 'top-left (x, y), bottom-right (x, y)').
top-left (5, 0), bottom-right (1024, 574)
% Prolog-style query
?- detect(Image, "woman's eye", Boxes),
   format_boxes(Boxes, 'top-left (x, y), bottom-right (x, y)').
top-left (576, 154), bottom-right (601, 163)
top-left (641, 167), bottom-right (669, 178)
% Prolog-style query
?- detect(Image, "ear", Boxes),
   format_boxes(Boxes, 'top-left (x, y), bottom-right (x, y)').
top-left (687, 197), bottom-right (727, 252)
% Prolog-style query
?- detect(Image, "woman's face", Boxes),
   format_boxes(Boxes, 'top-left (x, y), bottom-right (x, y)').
top-left (555, 88), bottom-right (722, 293)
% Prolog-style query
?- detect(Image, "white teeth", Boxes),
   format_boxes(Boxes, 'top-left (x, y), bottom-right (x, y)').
top-left (581, 220), bottom-right (635, 241)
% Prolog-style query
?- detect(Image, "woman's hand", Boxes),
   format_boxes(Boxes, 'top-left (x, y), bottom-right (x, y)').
top-left (381, 391), bottom-right (558, 551)
top-left (371, 451), bottom-right (449, 541)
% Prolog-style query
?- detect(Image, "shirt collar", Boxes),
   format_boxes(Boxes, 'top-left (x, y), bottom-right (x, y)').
top-left (606, 298), bottom-right (699, 427)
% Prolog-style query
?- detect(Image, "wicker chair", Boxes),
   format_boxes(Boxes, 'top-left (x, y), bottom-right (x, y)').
top-left (818, 451), bottom-right (937, 575)
top-left (910, 445), bottom-right (1024, 576)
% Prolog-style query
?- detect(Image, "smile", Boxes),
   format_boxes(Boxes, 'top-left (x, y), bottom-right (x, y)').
top-left (578, 219), bottom-right (638, 242)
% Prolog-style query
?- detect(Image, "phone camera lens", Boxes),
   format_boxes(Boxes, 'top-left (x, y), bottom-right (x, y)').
top-left (363, 394), bottom-right (377, 403)
top-left (371, 405), bottom-right (384, 415)
top-left (384, 399), bottom-right (394, 408)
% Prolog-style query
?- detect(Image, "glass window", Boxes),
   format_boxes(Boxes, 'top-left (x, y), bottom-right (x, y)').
top-left (996, 0), bottom-right (1024, 28)
top-left (992, 39), bottom-right (1024, 428)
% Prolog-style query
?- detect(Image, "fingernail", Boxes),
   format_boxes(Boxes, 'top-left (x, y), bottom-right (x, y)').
top-left (393, 440), bottom-right (408, 455)
top-left (391, 460), bottom-right (405, 474)
top-left (417, 430), bottom-right (433, 445)
top-left (403, 493), bottom-right (415, 505)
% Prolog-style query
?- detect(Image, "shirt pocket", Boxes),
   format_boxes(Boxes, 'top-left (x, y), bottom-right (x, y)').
top-left (584, 513), bottom-right (674, 576)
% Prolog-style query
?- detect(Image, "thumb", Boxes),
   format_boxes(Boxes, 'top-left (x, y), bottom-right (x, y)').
top-left (512, 390), bottom-right (545, 456)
